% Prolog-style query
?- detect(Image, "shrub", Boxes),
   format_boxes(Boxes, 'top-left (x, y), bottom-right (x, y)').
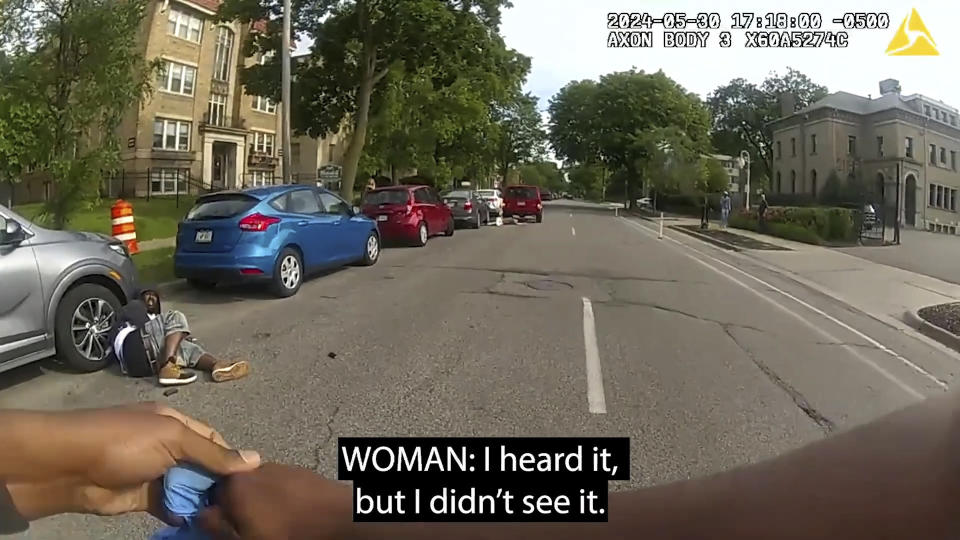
top-left (727, 206), bottom-right (857, 245)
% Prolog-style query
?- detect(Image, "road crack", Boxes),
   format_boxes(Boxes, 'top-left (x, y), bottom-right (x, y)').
top-left (723, 326), bottom-right (835, 433)
top-left (600, 299), bottom-right (767, 334)
top-left (313, 405), bottom-right (342, 472)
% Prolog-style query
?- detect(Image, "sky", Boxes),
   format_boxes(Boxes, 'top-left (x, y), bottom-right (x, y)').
top-left (500, 0), bottom-right (960, 117)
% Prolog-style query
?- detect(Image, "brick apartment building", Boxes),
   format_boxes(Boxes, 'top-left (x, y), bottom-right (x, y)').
top-left (8, 0), bottom-right (346, 204)
top-left (771, 78), bottom-right (960, 234)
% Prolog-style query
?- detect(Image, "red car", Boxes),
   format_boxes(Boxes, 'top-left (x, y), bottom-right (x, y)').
top-left (502, 185), bottom-right (543, 223)
top-left (361, 185), bottom-right (454, 246)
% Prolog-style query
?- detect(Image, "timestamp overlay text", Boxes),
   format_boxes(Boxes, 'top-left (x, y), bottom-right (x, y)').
top-left (606, 11), bottom-right (895, 49)
top-left (338, 437), bottom-right (631, 522)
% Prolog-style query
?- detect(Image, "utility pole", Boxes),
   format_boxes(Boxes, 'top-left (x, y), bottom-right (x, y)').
top-left (281, 0), bottom-right (293, 184)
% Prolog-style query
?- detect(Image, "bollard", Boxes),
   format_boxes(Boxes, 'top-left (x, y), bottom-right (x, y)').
top-left (111, 199), bottom-right (139, 255)
top-left (659, 212), bottom-right (664, 239)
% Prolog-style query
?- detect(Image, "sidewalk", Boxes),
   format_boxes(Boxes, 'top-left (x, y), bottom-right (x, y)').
top-left (138, 236), bottom-right (175, 251)
top-left (639, 214), bottom-right (960, 331)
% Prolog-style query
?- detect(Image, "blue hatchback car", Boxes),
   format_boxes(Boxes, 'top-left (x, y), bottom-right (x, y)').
top-left (175, 185), bottom-right (380, 297)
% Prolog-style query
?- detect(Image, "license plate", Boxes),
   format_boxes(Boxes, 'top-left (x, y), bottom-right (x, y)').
top-left (377, 215), bottom-right (388, 222)
top-left (518, 202), bottom-right (526, 206)
top-left (195, 230), bottom-right (213, 243)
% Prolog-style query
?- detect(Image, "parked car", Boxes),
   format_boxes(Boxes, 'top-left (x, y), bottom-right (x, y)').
top-left (441, 189), bottom-right (490, 229)
top-left (360, 185), bottom-right (454, 247)
top-left (477, 189), bottom-right (504, 217)
top-left (175, 185), bottom-right (380, 298)
top-left (0, 204), bottom-right (138, 374)
top-left (502, 185), bottom-right (543, 223)
top-left (541, 190), bottom-right (553, 201)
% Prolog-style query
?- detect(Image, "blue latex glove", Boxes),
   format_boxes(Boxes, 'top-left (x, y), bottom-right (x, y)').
top-left (150, 464), bottom-right (220, 540)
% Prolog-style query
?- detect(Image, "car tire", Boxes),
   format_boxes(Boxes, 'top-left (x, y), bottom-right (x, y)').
top-left (414, 221), bottom-right (429, 247)
top-left (360, 231), bottom-right (380, 266)
top-left (54, 283), bottom-right (122, 373)
top-left (444, 216), bottom-right (455, 237)
top-left (271, 247), bottom-right (303, 298)
top-left (536, 213), bottom-right (543, 223)
top-left (188, 279), bottom-right (217, 290)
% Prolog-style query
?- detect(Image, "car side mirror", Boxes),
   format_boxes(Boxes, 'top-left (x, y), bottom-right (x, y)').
top-left (352, 206), bottom-right (361, 215)
top-left (0, 217), bottom-right (26, 245)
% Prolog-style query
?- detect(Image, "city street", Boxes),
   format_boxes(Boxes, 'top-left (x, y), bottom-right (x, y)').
top-left (4, 200), bottom-right (957, 539)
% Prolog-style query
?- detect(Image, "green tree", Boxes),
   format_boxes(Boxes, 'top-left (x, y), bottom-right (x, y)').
top-left (566, 163), bottom-right (605, 200)
top-left (493, 92), bottom-right (545, 185)
top-left (0, 0), bottom-right (155, 227)
top-left (707, 68), bottom-right (828, 180)
top-left (550, 71), bottom-right (711, 209)
top-left (220, 0), bottom-right (514, 200)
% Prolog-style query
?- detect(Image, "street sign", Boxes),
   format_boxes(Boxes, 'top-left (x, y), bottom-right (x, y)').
top-left (318, 164), bottom-right (342, 181)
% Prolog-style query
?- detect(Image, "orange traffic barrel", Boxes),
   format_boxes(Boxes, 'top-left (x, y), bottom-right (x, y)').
top-left (111, 199), bottom-right (139, 255)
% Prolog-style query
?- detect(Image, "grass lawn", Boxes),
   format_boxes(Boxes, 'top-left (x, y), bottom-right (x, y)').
top-left (15, 196), bottom-right (196, 242)
top-left (132, 246), bottom-right (176, 285)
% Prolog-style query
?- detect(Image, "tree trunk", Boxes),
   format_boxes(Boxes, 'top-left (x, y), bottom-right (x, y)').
top-left (340, 74), bottom-right (374, 200)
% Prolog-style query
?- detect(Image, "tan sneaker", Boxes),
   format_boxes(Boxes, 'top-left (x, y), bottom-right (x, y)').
top-left (158, 362), bottom-right (198, 386)
top-left (211, 360), bottom-right (250, 382)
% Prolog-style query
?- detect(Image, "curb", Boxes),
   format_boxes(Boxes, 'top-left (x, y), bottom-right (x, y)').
top-left (902, 309), bottom-right (960, 354)
top-left (668, 226), bottom-right (742, 252)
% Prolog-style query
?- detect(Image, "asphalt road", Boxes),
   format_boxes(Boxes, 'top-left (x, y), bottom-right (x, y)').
top-left (4, 200), bottom-right (958, 539)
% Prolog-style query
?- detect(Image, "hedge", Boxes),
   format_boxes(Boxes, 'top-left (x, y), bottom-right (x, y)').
top-left (728, 206), bottom-right (859, 245)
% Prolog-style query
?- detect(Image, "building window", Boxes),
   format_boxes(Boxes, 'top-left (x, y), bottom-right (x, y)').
top-left (791, 138), bottom-right (796, 157)
top-left (877, 136), bottom-right (884, 157)
top-left (847, 136), bottom-right (856, 155)
top-left (253, 132), bottom-right (275, 155)
top-left (252, 96), bottom-right (276, 114)
top-left (153, 118), bottom-right (190, 151)
top-left (931, 184), bottom-right (937, 206)
top-left (150, 168), bottom-right (189, 195)
top-left (938, 185), bottom-right (944, 207)
top-left (810, 170), bottom-right (817, 195)
top-left (952, 115), bottom-right (957, 126)
top-left (207, 94), bottom-right (227, 127)
top-left (952, 151), bottom-right (957, 171)
top-left (157, 61), bottom-right (196, 96)
top-left (930, 144), bottom-right (937, 165)
top-left (941, 147), bottom-right (947, 165)
top-left (213, 27), bottom-right (234, 82)
top-left (250, 171), bottom-right (274, 187)
top-left (776, 141), bottom-right (782, 159)
top-left (167, 8), bottom-right (203, 43)
top-left (925, 105), bottom-right (932, 116)
top-left (810, 134), bottom-right (817, 154)
top-left (776, 171), bottom-right (782, 192)
top-left (952, 189), bottom-right (958, 211)
top-left (790, 170), bottom-right (796, 193)
top-left (905, 137), bottom-right (914, 158)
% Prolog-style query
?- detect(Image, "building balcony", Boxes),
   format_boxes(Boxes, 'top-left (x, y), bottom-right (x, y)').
top-left (248, 150), bottom-right (278, 169)
top-left (200, 113), bottom-right (247, 133)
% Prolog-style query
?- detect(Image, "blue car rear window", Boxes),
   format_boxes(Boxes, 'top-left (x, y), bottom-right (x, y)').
top-left (186, 195), bottom-right (258, 220)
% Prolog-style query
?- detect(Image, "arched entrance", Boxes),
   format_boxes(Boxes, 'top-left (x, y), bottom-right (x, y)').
top-left (905, 174), bottom-right (917, 227)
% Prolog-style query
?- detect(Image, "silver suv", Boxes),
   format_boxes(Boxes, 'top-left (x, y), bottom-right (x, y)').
top-left (0, 204), bottom-right (137, 374)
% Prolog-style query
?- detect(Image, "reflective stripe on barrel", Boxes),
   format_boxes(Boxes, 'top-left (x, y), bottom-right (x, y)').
top-left (110, 199), bottom-right (139, 255)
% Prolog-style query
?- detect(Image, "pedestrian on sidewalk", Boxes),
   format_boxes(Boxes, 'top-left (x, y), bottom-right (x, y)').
top-left (720, 191), bottom-right (731, 229)
top-left (757, 193), bottom-right (769, 233)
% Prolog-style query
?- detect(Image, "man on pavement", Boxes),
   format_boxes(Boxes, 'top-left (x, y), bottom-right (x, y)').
top-left (139, 288), bottom-right (250, 387)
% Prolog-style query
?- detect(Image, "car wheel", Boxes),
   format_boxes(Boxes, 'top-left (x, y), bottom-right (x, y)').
top-left (444, 216), bottom-right (455, 237)
top-left (188, 279), bottom-right (217, 290)
top-left (361, 231), bottom-right (380, 266)
top-left (54, 283), bottom-right (122, 373)
top-left (271, 247), bottom-right (303, 298)
top-left (536, 213), bottom-right (543, 223)
top-left (414, 221), bottom-right (429, 247)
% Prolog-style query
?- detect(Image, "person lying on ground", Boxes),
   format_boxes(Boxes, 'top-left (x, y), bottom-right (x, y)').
top-left (138, 288), bottom-right (250, 387)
